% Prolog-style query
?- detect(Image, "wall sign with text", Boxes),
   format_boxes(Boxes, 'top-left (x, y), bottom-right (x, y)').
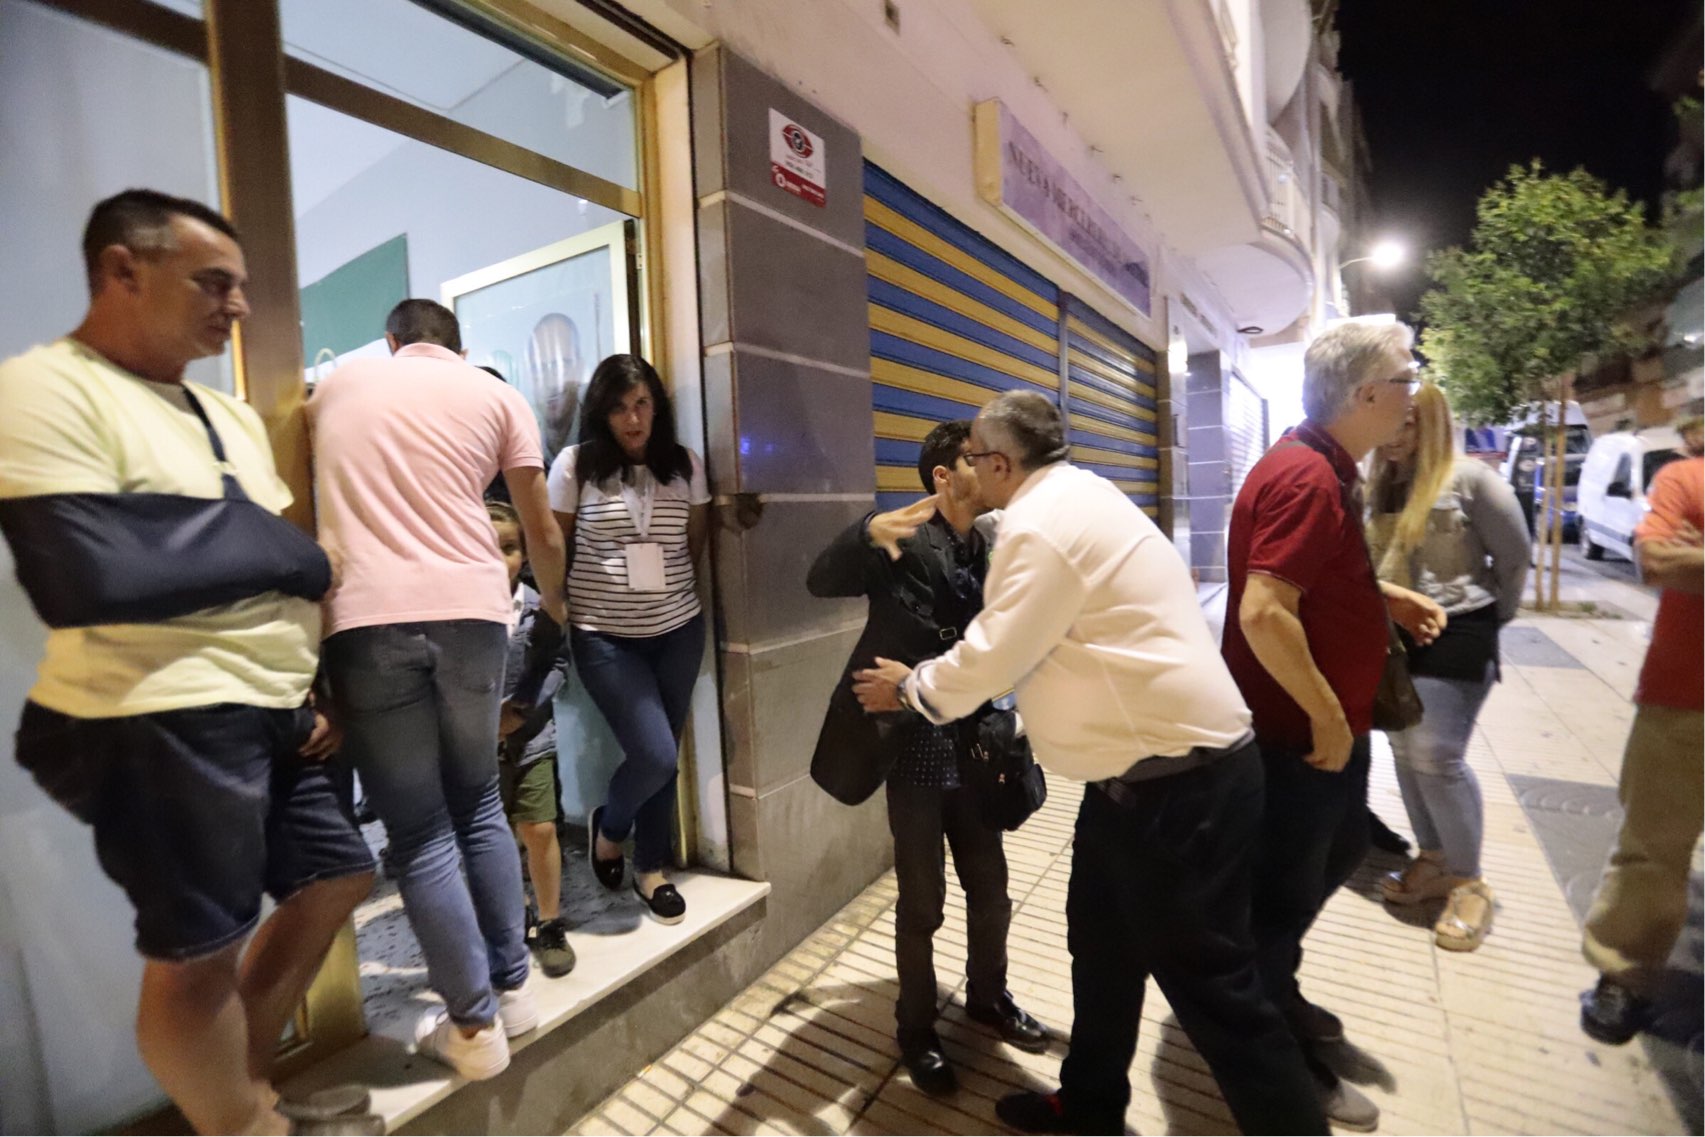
top-left (974, 99), bottom-right (1152, 316)
top-left (769, 108), bottom-right (826, 207)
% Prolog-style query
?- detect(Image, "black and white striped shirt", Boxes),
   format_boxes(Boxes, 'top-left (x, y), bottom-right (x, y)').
top-left (547, 444), bottom-right (710, 638)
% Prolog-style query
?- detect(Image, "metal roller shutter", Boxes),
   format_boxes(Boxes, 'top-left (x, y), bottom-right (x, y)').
top-left (1061, 298), bottom-right (1162, 517)
top-left (1225, 369), bottom-right (1269, 499)
top-left (865, 163), bottom-right (1062, 511)
top-left (864, 162), bottom-right (1164, 520)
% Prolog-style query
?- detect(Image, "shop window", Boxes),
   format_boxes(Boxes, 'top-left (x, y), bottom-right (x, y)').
top-left (281, 0), bottom-right (638, 191)
top-left (0, 0), bottom-right (231, 391)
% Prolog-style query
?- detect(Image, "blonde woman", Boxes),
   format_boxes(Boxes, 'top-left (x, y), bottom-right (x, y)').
top-left (1367, 384), bottom-right (1530, 951)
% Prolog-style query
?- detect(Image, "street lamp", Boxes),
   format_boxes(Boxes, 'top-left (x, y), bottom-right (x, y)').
top-left (1340, 239), bottom-right (1407, 272)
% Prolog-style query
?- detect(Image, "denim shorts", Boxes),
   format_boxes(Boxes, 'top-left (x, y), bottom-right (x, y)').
top-left (14, 700), bottom-right (375, 961)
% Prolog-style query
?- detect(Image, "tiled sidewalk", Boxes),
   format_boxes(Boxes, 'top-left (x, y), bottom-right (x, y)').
top-left (571, 612), bottom-right (1695, 1135)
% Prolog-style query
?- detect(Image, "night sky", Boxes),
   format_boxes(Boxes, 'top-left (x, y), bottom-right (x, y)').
top-left (1334, 0), bottom-right (1701, 319)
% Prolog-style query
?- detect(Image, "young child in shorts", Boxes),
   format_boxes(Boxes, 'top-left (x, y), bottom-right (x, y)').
top-left (489, 501), bottom-right (576, 978)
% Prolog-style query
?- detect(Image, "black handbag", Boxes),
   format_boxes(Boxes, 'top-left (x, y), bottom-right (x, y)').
top-left (959, 706), bottom-right (1046, 831)
top-left (1372, 619), bottom-right (1425, 732)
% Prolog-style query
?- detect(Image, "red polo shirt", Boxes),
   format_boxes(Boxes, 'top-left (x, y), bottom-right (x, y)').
top-left (1634, 456), bottom-right (1703, 710)
top-left (1222, 421), bottom-right (1389, 749)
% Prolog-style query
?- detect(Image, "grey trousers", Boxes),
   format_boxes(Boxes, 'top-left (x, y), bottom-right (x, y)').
top-left (886, 778), bottom-right (1012, 1044)
top-left (1388, 663), bottom-right (1495, 879)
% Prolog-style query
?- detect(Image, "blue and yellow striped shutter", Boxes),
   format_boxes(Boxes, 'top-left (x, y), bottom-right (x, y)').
top-left (864, 163), bottom-right (1162, 520)
top-left (1062, 299), bottom-right (1162, 516)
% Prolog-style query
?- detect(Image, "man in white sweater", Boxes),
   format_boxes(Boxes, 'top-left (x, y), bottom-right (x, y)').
top-left (854, 390), bottom-right (1325, 1135)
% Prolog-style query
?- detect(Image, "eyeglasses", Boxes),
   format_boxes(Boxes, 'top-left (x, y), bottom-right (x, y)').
top-left (962, 449), bottom-right (1006, 467)
top-left (1379, 360), bottom-right (1422, 395)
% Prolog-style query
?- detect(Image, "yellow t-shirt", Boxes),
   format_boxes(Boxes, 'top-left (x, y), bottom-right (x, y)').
top-left (0, 338), bottom-right (320, 717)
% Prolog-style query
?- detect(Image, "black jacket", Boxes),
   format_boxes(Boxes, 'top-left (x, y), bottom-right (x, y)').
top-left (805, 511), bottom-right (988, 805)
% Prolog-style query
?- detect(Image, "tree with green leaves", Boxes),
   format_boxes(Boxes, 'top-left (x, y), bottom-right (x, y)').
top-left (1418, 161), bottom-right (1675, 607)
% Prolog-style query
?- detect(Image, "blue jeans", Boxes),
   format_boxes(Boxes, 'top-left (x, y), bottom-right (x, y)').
top-left (323, 620), bottom-right (527, 1027)
top-left (572, 614), bottom-right (705, 873)
top-left (1389, 665), bottom-right (1494, 879)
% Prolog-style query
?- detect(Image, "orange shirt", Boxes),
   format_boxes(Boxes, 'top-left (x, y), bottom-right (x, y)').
top-left (1634, 456), bottom-right (1703, 710)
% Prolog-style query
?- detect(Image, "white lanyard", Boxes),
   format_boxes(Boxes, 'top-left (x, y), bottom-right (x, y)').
top-left (619, 469), bottom-right (657, 540)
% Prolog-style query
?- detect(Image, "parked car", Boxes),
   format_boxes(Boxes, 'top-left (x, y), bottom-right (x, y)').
top-left (1576, 426), bottom-right (1685, 562)
top-left (1501, 402), bottom-right (1592, 539)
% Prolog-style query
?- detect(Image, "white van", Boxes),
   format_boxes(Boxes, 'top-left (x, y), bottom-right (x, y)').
top-left (1577, 427), bottom-right (1685, 561)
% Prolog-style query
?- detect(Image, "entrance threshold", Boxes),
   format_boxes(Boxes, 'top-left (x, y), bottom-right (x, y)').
top-left (279, 871), bottom-right (770, 1132)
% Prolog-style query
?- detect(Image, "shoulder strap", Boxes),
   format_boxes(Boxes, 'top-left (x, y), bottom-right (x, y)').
top-left (178, 387), bottom-right (250, 503)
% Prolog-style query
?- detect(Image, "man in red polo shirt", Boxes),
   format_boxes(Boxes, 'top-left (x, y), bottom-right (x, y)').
top-left (1222, 319), bottom-right (1444, 1131)
top-left (1580, 414), bottom-right (1704, 1045)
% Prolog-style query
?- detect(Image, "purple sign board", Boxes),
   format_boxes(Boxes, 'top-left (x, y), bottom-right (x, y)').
top-left (975, 100), bottom-right (1152, 316)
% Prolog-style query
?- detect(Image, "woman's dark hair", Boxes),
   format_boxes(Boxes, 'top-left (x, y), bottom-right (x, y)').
top-left (574, 354), bottom-right (691, 487)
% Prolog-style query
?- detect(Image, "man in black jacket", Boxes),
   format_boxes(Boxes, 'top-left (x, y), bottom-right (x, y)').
top-left (806, 420), bottom-right (1044, 1095)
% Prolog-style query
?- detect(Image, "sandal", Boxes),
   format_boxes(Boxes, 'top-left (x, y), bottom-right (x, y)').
top-left (1434, 880), bottom-right (1495, 952)
top-left (1381, 851), bottom-right (1452, 906)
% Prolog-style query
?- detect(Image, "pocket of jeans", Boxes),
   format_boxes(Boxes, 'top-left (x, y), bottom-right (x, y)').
top-left (438, 626), bottom-right (503, 696)
top-left (326, 629), bottom-right (431, 713)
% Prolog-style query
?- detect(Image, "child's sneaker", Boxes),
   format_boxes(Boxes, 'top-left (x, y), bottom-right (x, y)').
top-left (523, 901), bottom-right (540, 948)
top-left (414, 1011), bottom-right (510, 1081)
top-left (535, 917), bottom-right (577, 978)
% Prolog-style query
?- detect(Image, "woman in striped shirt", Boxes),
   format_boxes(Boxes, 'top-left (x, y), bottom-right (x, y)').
top-left (548, 354), bottom-right (710, 925)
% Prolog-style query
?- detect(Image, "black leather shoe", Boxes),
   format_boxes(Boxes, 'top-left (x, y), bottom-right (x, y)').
top-left (966, 993), bottom-right (1048, 1052)
top-left (1580, 976), bottom-right (1649, 1045)
top-left (1369, 810), bottom-right (1412, 855)
top-left (588, 806), bottom-right (624, 890)
top-left (901, 1041), bottom-right (957, 1096)
top-left (1284, 994), bottom-right (1345, 1043)
top-left (995, 1091), bottom-right (1070, 1134)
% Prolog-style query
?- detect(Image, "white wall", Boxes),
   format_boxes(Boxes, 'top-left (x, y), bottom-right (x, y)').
top-left (1246, 339), bottom-right (1307, 432)
top-left (651, 0), bottom-right (1167, 347)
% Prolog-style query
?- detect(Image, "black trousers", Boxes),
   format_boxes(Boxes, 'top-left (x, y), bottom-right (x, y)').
top-left (1251, 734), bottom-right (1373, 1084)
top-left (886, 778), bottom-right (1012, 1044)
top-left (1058, 743), bottom-right (1327, 1135)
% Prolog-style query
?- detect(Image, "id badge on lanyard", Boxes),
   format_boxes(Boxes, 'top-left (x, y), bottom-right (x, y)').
top-left (620, 477), bottom-right (667, 591)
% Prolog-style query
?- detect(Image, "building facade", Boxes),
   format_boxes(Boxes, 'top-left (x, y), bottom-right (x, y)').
top-left (0, 0), bottom-right (1359, 1130)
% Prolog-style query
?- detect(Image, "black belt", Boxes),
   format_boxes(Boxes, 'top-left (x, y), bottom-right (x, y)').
top-left (1093, 732), bottom-right (1255, 809)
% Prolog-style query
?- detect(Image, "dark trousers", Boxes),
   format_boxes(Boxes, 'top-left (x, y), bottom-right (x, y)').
top-left (886, 778), bottom-right (1012, 1045)
top-left (1251, 734), bottom-right (1373, 1080)
top-left (1058, 743), bottom-right (1327, 1135)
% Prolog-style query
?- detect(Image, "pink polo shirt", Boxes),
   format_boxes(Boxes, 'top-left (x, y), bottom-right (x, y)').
top-left (309, 343), bottom-right (543, 636)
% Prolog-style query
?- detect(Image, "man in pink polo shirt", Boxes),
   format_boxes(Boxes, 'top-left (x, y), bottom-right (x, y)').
top-left (309, 299), bottom-right (566, 1081)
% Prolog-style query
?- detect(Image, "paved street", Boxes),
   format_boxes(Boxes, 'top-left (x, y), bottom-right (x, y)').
top-left (571, 569), bottom-right (1701, 1136)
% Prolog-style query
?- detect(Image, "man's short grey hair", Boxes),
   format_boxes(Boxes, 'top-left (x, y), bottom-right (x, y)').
top-left (976, 389), bottom-right (1069, 470)
top-left (1302, 320), bottom-right (1415, 423)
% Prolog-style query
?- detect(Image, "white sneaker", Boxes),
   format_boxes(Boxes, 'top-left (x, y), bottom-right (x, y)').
top-left (497, 975), bottom-right (539, 1038)
top-left (414, 1011), bottom-right (510, 1081)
